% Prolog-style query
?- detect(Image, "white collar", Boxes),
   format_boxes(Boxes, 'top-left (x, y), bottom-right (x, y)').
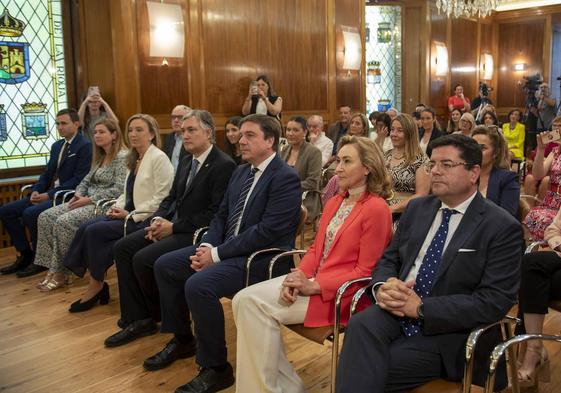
top-left (440, 190), bottom-right (478, 215)
top-left (192, 144), bottom-right (213, 166)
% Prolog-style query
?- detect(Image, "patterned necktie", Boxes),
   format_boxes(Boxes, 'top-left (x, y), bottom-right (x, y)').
top-left (185, 159), bottom-right (199, 190)
top-left (224, 167), bottom-right (258, 241)
top-left (402, 208), bottom-right (458, 337)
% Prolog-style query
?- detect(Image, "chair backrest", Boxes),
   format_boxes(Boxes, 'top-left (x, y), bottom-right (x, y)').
top-left (296, 204), bottom-right (308, 239)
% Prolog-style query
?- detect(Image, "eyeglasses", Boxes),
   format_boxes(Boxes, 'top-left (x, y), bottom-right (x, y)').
top-left (424, 160), bottom-right (473, 174)
top-left (170, 115), bottom-right (183, 120)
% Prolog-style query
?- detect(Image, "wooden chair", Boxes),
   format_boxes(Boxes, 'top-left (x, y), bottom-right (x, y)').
top-left (349, 288), bottom-right (521, 393)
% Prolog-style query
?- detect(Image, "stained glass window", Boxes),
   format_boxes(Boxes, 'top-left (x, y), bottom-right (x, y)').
top-left (365, 5), bottom-right (402, 115)
top-left (0, 0), bottom-right (67, 170)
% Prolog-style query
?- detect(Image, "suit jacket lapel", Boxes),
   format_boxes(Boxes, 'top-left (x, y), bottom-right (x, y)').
top-left (400, 197), bottom-right (441, 279)
top-left (323, 196), bottom-right (364, 260)
top-left (184, 147), bottom-right (217, 197)
top-left (241, 156), bottom-right (279, 222)
top-left (434, 193), bottom-right (485, 285)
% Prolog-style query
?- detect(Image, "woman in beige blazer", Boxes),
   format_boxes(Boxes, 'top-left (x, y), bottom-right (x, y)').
top-left (281, 116), bottom-right (322, 220)
top-left (64, 114), bottom-right (174, 312)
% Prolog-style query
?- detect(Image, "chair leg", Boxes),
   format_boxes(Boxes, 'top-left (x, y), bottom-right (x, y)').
top-left (331, 329), bottom-right (340, 393)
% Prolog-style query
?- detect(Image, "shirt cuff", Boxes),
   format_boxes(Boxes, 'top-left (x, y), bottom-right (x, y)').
top-left (210, 247), bottom-right (220, 263)
top-left (371, 281), bottom-right (386, 304)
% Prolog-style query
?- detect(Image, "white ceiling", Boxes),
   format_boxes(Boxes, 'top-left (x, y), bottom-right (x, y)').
top-left (496, 0), bottom-right (561, 11)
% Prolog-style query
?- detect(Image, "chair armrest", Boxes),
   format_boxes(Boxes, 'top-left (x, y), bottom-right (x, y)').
top-left (244, 248), bottom-right (290, 288)
top-left (520, 193), bottom-right (542, 206)
top-left (62, 190), bottom-right (75, 203)
top-left (192, 226), bottom-right (209, 245)
top-left (267, 249), bottom-right (307, 280)
top-left (19, 184), bottom-right (34, 199)
top-left (124, 210), bottom-right (155, 236)
top-left (484, 332), bottom-right (559, 393)
top-left (462, 316), bottom-right (519, 393)
top-left (94, 199), bottom-right (117, 216)
top-left (350, 285), bottom-right (371, 316)
top-left (525, 240), bottom-right (548, 254)
top-left (53, 189), bottom-right (75, 206)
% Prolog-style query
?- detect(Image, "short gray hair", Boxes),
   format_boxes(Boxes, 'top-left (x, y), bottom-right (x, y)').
top-left (183, 109), bottom-right (215, 143)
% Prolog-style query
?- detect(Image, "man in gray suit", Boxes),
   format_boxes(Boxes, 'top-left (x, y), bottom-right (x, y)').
top-left (336, 134), bottom-right (523, 392)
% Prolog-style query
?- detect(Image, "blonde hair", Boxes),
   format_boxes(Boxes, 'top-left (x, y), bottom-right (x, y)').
top-left (349, 113), bottom-right (369, 136)
top-left (91, 118), bottom-right (126, 168)
top-left (338, 135), bottom-right (392, 199)
top-left (124, 114), bottom-right (162, 171)
top-left (471, 125), bottom-right (509, 169)
top-left (392, 114), bottom-right (423, 164)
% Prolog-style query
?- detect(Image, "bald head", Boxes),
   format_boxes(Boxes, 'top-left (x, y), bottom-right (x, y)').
top-left (307, 115), bottom-right (324, 137)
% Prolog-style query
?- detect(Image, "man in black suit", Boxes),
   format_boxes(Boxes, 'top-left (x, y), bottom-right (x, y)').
top-left (0, 108), bottom-right (92, 277)
top-left (336, 134), bottom-right (523, 393)
top-left (107, 110), bottom-right (236, 365)
top-left (163, 105), bottom-right (192, 172)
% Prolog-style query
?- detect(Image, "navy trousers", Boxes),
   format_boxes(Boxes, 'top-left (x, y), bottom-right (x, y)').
top-left (64, 216), bottom-right (145, 281)
top-left (154, 246), bottom-right (246, 368)
top-left (336, 305), bottom-right (444, 393)
top-left (0, 198), bottom-right (53, 252)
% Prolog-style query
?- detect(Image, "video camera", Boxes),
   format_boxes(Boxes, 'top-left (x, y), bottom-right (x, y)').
top-left (521, 74), bottom-right (544, 107)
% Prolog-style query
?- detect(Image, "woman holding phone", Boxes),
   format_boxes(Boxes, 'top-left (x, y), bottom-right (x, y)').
top-left (241, 75), bottom-right (282, 119)
top-left (78, 86), bottom-right (119, 143)
top-left (525, 116), bottom-right (561, 240)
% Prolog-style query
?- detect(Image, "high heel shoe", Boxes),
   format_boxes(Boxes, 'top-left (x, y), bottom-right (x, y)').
top-left (36, 272), bottom-right (53, 289)
top-left (39, 273), bottom-right (70, 292)
top-left (68, 282), bottom-right (110, 313)
top-left (518, 346), bottom-right (550, 388)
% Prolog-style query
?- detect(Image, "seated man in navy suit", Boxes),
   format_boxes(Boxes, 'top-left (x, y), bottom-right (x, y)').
top-left (336, 134), bottom-right (523, 393)
top-left (108, 109), bottom-right (236, 348)
top-left (0, 108), bottom-right (92, 277)
top-left (105, 114), bottom-right (302, 393)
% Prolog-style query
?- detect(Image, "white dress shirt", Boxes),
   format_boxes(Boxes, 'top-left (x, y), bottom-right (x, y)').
top-left (373, 191), bottom-right (478, 300)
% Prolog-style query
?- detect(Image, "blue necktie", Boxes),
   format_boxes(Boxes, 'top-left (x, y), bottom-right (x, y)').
top-left (185, 159), bottom-right (199, 190)
top-left (402, 208), bottom-right (458, 337)
top-left (224, 167), bottom-right (258, 240)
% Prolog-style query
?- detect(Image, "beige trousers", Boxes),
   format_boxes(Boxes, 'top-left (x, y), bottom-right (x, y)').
top-left (232, 274), bottom-right (310, 393)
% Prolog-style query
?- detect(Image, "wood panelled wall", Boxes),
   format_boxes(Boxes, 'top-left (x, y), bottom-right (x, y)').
top-left (425, 3), bottom-right (561, 118)
top-left (66, 0), bottom-right (362, 141)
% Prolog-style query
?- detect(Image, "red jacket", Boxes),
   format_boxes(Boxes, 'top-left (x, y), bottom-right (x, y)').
top-left (299, 192), bottom-right (392, 327)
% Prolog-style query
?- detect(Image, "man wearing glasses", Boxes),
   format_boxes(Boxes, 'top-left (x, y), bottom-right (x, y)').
top-left (336, 134), bottom-right (523, 392)
top-left (164, 105), bottom-right (192, 172)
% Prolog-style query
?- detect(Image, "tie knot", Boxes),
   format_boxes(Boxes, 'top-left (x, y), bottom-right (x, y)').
top-left (441, 208), bottom-right (458, 222)
top-left (192, 159), bottom-right (199, 168)
top-left (250, 167), bottom-right (258, 175)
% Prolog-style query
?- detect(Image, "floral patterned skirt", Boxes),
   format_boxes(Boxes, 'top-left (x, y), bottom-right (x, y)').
top-left (525, 191), bottom-right (561, 240)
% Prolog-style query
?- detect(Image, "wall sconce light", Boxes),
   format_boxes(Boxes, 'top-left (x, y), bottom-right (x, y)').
top-left (146, 1), bottom-right (184, 65)
top-left (513, 63), bottom-right (527, 71)
top-left (341, 26), bottom-right (362, 71)
top-left (481, 53), bottom-right (494, 80)
top-left (434, 41), bottom-right (449, 77)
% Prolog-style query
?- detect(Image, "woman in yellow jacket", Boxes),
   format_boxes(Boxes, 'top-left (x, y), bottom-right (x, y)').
top-left (502, 109), bottom-right (525, 160)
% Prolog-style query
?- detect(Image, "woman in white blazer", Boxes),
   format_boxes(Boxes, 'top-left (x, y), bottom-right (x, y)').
top-left (64, 114), bottom-right (174, 312)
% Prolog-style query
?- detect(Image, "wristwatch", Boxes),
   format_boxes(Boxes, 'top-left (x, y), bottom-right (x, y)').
top-left (417, 302), bottom-right (425, 320)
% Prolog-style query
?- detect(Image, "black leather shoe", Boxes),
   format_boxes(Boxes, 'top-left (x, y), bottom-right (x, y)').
top-left (143, 337), bottom-right (196, 371)
top-left (16, 264), bottom-right (47, 278)
top-left (117, 318), bottom-right (130, 329)
top-left (104, 319), bottom-right (158, 348)
top-left (69, 282), bottom-right (110, 313)
top-left (1, 255), bottom-right (32, 275)
top-left (174, 363), bottom-right (234, 393)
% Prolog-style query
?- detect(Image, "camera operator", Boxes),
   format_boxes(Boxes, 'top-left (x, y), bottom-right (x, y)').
top-left (471, 82), bottom-right (494, 124)
top-left (532, 83), bottom-right (557, 131)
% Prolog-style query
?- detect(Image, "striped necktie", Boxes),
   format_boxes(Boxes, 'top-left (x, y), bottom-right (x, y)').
top-left (224, 167), bottom-right (258, 240)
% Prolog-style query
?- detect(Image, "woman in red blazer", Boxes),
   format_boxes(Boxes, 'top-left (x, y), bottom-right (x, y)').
top-left (233, 135), bottom-right (393, 393)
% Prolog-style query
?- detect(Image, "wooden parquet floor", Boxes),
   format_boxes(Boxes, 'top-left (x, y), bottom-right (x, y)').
top-left (1, 226), bottom-right (561, 393)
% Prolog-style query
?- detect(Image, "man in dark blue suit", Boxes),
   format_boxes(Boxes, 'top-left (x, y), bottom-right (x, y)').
top-left (0, 109), bottom-right (92, 277)
top-left (106, 114), bottom-right (301, 392)
top-left (336, 134), bottom-right (523, 393)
